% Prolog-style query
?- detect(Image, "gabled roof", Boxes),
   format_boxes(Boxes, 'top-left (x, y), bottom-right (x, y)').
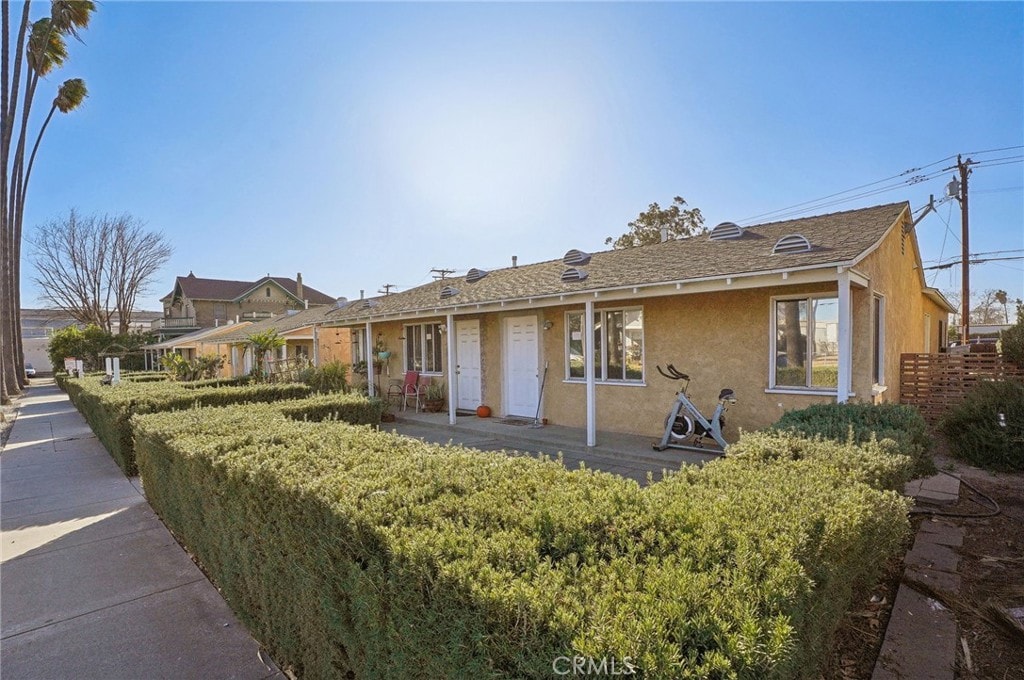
top-left (325, 202), bottom-right (911, 322)
top-left (160, 274), bottom-right (335, 305)
top-left (144, 322), bottom-right (253, 350)
top-left (209, 305), bottom-right (339, 344)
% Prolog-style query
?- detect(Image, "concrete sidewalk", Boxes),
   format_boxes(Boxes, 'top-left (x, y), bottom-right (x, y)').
top-left (1, 380), bottom-right (282, 680)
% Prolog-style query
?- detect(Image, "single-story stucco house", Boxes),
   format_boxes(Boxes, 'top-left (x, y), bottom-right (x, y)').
top-left (322, 201), bottom-right (954, 446)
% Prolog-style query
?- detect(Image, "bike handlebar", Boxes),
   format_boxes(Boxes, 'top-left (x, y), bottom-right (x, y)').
top-left (656, 364), bottom-right (690, 381)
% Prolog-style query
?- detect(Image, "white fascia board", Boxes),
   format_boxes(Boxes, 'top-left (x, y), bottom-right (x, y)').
top-left (321, 265), bottom-right (848, 327)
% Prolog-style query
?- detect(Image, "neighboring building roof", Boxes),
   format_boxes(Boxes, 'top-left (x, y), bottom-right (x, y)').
top-left (209, 305), bottom-right (338, 344)
top-left (160, 273), bottom-right (335, 305)
top-left (144, 322), bottom-right (253, 350)
top-left (326, 202), bottom-right (912, 323)
top-left (21, 309), bottom-right (164, 338)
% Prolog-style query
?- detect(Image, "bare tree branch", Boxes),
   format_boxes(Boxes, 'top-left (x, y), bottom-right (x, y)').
top-left (29, 210), bottom-right (172, 333)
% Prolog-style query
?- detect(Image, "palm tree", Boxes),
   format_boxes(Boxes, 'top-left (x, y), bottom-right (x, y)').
top-left (247, 330), bottom-right (286, 381)
top-left (1, 1), bottom-right (94, 399)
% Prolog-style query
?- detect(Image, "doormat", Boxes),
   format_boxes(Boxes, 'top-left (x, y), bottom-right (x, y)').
top-left (499, 417), bottom-right (532, 426)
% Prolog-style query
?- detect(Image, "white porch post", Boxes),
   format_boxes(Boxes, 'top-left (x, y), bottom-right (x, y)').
top-left (584, 299), bottom-right (596, 447)
top-left (446, 313), bottom-right (457, 424)
top-left (312, 325), bottom-right (320, 367)
top-left (365, 321), bottom-right (375, 397)
top-left (837, 270), bottom-right (853, 403)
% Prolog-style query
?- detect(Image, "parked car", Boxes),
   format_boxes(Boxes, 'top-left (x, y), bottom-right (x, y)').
top-left (25, 363), bottom-right (36, 378)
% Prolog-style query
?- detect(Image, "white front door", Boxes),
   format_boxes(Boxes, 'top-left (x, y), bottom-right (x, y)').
top-left (504, 316), bottom-right (539, 417)
top-left (456, 320), bottom-right (482, 411)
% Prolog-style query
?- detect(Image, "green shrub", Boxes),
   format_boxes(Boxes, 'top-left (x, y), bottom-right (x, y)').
top-left (298, 360), bottom-right (350, 393)
top-left (62, 377), bottom-right (313, 474)
top-left (728, 430), bottom-right (916, 492)
top-left (277, 392), bottom-right (386, 426)
top-left (133, 406), bottom-right (911, 679)
top-left (771, 402), bottom-right (934, 477)
top-left (940, 379), bottom-right (1024, 471)
top-left (999, 308), bottom-right (1024, 368)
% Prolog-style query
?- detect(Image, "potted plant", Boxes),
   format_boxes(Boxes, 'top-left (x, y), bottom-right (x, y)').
top-left (423, 380), bottom-right (446, 412)
top-left (374, 335), bottom-right (389, 374)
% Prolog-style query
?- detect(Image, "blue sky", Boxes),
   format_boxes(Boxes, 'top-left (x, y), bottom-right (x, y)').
top-left (21, 1), bottom-right (1024, 313)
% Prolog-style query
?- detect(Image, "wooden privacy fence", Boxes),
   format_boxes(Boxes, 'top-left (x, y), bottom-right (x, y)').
top-left (900, 352), bottom-right (1024, 422)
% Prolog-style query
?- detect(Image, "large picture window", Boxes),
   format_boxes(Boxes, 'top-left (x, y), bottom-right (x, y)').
top-left (405, 323), bottom-right (443, 373)
top-left (773, 296), bottom-right (839, 389)
top-left (565, 308), bottom-right (644, 383)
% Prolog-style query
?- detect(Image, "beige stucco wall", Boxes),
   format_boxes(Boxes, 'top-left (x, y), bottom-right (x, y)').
top-left (854, 219), bottom-right (950, 402)
top-left (535, 284), bottom-right (838, 437)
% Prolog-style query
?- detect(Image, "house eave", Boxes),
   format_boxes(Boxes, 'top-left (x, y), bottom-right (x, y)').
top-left (323, 260), bottom-right (858, 327)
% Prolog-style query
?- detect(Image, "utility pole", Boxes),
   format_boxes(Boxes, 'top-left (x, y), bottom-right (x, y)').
top-left (430, 268), bottom-right (455, 281)
top-left (955, 155), bottom-right (973, 344)
top-left (378, 283), bottom-right (396, 296)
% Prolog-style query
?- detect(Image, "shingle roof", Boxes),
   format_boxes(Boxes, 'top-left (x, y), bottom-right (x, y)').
top-left (144, 322), bottom-right (253, 350)
top-left (160, 274), bottom-right (335, 305)
top-left (209, 305), bottom-right (338, 344)
top-left (326, 202), bottom-right (910, 322)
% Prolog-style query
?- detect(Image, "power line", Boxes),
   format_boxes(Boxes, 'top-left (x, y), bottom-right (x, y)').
top-left (922, 255), bottom-right (1024, 271)
top-left (736, 155), bottom-right (956, 224)
top-left (963, 145), bottom-right (1024, 156)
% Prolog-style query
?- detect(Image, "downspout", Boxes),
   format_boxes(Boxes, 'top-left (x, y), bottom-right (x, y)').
top-left (585, 299), bottom-right (596, 446)
top-left (446, 313), bottom-right (457, 425)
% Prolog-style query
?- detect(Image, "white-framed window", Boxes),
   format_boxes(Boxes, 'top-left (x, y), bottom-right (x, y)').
top-left (565, 308), bottom-right (644, 383)
top-left (771, 295), bottom-right (839, 390)
top-left (404, 323), bottom-right (444, 374)
top-left (351, 329), bottom-right (366, 364)
top-left (874, 295), bottom-right (886, 385)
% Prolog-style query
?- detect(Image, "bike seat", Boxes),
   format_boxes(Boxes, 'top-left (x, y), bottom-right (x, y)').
top-left (718, 388), bottom-right (735, 401)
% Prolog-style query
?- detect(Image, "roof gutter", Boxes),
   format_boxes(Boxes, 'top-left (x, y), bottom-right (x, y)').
top-left (322, 260), bottom-right (857, 326)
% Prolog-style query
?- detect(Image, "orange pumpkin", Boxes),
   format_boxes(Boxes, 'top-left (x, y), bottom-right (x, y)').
top-left (476, 405), bottom-right (492, 418)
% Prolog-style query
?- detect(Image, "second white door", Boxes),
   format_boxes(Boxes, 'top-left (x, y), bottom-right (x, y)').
top-left (504, 316), bottom-right (539, 417)
top-left (456, 320), bottom-right (482, 411)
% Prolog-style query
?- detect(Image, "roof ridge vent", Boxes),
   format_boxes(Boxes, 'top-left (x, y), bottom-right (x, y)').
top-left (465, 268), bottom-right (488, 283)
top-left (361, 299), bottom-right (378, 310)
top-left (563, 249), bottom-right (592, 266)
top-left (440, 285), bottom-right (460, 299)
top-left (560, 267), bottom-right (589, 283)
top-left (709, 221), bottom-right (744, 240)
top-left (772, 234), bottom-right (812, 254)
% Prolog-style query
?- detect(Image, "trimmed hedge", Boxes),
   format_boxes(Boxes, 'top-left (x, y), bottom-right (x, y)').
top-left (940, 379), bottom-right (1024, 471)
top-left (771, 402), bottom-right (934, 477)
top-left (134, 406), bottom-right (911, 679)
top-left (727, 430), bottom-right (916, 493)
top-left (62, 377), bottom-right (314, 474)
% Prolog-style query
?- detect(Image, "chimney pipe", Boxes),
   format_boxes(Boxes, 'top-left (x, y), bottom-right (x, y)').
top-left (512, 255), bottom-right (518, 268)
top-left (296, 272), bottom-right (304, 300)
top-left (304, 299), bottom-right (309, 309)
top-left (660, 227), bottom-right (669, 243)
top-left (360, 289), bottom-right (365, 299)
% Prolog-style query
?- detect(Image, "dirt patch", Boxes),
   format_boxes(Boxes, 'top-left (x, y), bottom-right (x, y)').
top-left (823, 435), bottom-right (1024, 679)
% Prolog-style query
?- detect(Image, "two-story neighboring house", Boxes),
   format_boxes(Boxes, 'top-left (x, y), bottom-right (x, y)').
top-left (156, 272), bottom-right (335, 339)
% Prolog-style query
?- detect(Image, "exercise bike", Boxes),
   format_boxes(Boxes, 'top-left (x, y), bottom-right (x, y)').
top-left (653, 364), bottom-right (736, 454)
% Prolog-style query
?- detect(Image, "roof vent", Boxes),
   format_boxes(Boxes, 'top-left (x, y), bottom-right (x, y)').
top-left (772, 234), bottom-right (812, 254)
top-left (360, 299), bottom-right (378, 310)
top-left (560, 267), bottom-right (589, 283)
top-left (709, 222), bottom-right (744, 240)
top-left (465, 268), bottom-right (488, 283)
top-left (440, 286), bottom-right (460, 299)
top-left (334, 296), bottom-right (348, 308)
top-left (563, 249), bottom-right (592, 266)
